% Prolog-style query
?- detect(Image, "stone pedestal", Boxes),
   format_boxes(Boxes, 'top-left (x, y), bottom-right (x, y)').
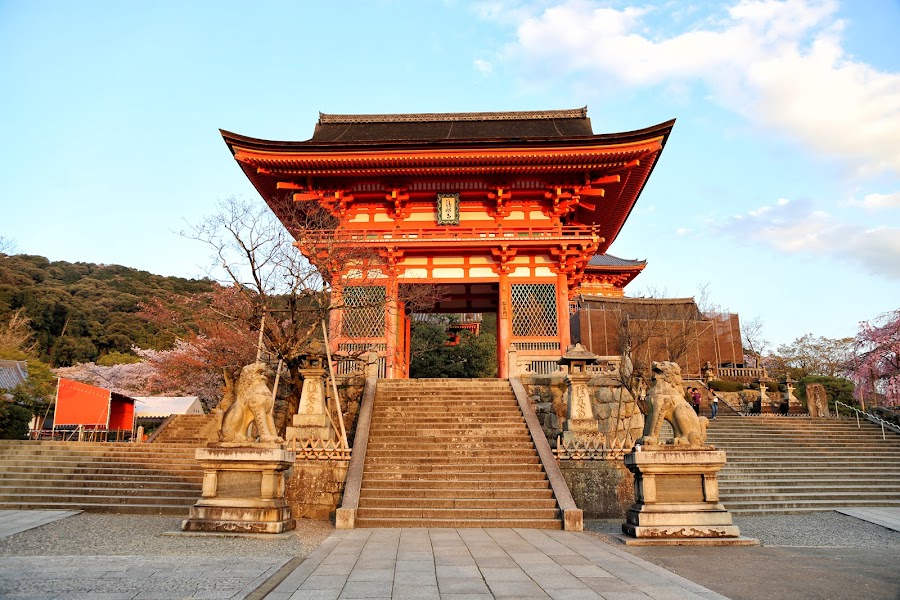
top-left (182, 445), bottom-right (296, 534)
top-left (285, 360), bottom-right (335, 443)
top-left (619, 447), bottom-right (757, 546)
top-left (560, 343), bottom-right (600, 443)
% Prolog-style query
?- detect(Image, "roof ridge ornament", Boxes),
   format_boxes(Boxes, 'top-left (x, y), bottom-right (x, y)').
top-left (318, 107), bottom-right (588, 124)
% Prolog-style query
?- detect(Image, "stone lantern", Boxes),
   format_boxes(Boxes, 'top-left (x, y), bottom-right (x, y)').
top-left (558, 343), bottom-right (599, 443)
top-left (285, 342), bottom-right (335, 443)
top-left (700, 361), bottom-right (715, 385)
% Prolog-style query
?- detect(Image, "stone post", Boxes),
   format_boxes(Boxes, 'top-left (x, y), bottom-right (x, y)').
top-left (559, 343), bottom-right (600, 443)
top-left (507, 344), bottom-right (518, 378)
top-left (285, 353), bottom-right (335, 443)
top-left (700, 361), bottom-right (714, 385)
top-left (366, 351), bottom-right (379, 379)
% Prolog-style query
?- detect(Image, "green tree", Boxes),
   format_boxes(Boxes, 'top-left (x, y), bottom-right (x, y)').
top-left (769, 334), bottom-right (854, 380)
top-left (0, 403), bottom-right (31, 439)
top-left (409, 314), bottom-right (496, 378)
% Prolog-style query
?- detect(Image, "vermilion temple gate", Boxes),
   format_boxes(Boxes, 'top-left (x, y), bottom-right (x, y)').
top-left (222, 108), bottom-right (673, 378)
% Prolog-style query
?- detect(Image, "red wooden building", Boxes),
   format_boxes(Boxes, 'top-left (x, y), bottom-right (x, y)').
top-left (222, 108), bottom-right (674, 378)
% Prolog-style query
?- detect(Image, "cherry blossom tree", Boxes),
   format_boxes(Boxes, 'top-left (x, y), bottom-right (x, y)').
top-left (851, 308), bottom-right (900, 407)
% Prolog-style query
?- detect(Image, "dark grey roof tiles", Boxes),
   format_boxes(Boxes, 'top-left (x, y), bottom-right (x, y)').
top-left (0, 360), bottom-right (28, 390)
top-left (311, 108), bottom-right (594, 142)
top-left (586, 254), bottom-right (647, 268)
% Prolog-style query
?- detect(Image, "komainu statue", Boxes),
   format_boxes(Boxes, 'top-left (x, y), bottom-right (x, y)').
top-left (637, 361), bottom-right (709, 448)
top-left (218, 362), bottom-right (284, 444)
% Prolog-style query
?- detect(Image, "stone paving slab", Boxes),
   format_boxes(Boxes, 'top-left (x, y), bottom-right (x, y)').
top-left (266, 528), bottom-right (728, 600)
top-left (0, 510), bottom-right (82, 539)
top-left (836, 507), bottom-right (900, 532)
top-left (0, 555), bottom-right (289, 599)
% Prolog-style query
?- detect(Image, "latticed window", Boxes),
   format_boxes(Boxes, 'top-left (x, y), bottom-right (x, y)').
top-left (511, 283), bottom-right (558, 337)
top-left (341, 286), bottom-right (386, 338)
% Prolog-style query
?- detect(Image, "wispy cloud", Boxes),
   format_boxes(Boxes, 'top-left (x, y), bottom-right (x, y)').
top-left (714, 198), bottom-right (900, 278)
top-left (473, 58), bottom-right (493, 75)
top-left (491, 0), bottom-right (900, 178)
top-left (847, 191), bottom-right (900, 210)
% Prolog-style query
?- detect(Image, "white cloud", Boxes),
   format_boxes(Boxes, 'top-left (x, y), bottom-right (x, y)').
top-left (496, 0), bottom-right (900, 178)
top-left (473, 58), bottom-right (493, 75)
top-left (847, 191), bottom-right (900, 209)
top-left (715, 198), bottom-right (900, 278)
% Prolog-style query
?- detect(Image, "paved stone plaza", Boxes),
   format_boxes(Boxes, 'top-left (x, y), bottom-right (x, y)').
top-left (265, 527), bottom-right (724, 600)
top-left (1, 510), bottom-right (898, 599)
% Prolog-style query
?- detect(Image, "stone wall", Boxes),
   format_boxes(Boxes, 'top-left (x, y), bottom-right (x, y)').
top-left (521, 372), bottom-right (644, 448)
top-left (285, 460), bottom-right (349, 520)
top-left (334, 374), bottom-right (366, 446)
top-left (559, 460), bottom-right (633, 518)
top-left (282, 375), bottom-right (364, 521)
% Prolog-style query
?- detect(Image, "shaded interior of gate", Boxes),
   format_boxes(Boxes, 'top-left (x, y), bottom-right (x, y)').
top-left (333, 281), bottom-right (566, 378)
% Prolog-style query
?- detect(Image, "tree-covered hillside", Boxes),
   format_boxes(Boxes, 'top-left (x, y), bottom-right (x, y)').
top-left (0, 254), bottom-right (214, 366)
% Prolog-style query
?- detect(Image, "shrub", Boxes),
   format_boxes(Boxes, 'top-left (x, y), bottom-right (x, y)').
top-left (708, 380), bottom-right (744, 392)
top-left (0, 403), bottom-right (32, 439)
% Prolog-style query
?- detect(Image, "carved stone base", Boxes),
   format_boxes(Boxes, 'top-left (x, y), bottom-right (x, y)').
top-left (182, 445), bottom-right (296, 535)
top-left (286, 410), bottom-right (335, 442)
top-left (621, 447), bottom-right (758, 546)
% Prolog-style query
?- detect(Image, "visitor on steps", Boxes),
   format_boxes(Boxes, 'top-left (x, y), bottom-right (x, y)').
top-left (691, 388), bottom-right (702, 415)
top-left (710, 392), bottom-right (719, 419)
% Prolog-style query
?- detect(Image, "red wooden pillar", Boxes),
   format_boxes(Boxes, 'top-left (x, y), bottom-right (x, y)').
top-left (328, 281), bottom-right (344, 356)
top-left (557, 270), bottom-right (571, 353)
top-left (385, 278), bottom-right (399, 378)
top-left (497, 271), bottom-right (512, 378)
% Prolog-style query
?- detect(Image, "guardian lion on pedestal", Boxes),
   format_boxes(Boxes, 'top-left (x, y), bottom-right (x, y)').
top-left (637, 361), bottom-right (709, 448)
top-left (218, 362), bottom-right (283, 444)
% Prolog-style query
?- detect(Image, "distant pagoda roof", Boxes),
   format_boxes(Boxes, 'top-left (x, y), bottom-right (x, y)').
top-left (586, 254), bottom-right (647, 269)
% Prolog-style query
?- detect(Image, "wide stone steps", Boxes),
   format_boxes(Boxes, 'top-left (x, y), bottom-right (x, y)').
top-left (355, 378), bottom-right (562, 529)
top-left (0, 440), bottom-right (203, 516)
top-left (1, 476), bottom-right (201, 491)
top-left (363, 463), bottom-right (544, 474)
top-left (150, 414), bottom-right (219, 444)
top-left (699, 415), bottom-right (900, 515)
top-left (353, 517), bottom-right (561, 529)
top-left (363, 471), bottom-right (548, 482)
top-left (358, 507), bottom-right (559, 520)
top-left (359, 478), bottom-right (551, 490)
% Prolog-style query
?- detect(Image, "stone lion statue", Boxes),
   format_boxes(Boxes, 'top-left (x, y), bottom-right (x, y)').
top-left (637, 361), bottom-right (709, 448)
top-left (218, 362), bottom-right (283, 444)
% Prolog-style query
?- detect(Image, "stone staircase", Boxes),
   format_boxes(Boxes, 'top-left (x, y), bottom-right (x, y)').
top-left (355, 378), bottom-right (562, 528)
top-left (707, 413), bottom-right (900, 515)
top-left (149, 414), bottom-right (219, 444)
top-left (0, 440), bottom-right (202, 515)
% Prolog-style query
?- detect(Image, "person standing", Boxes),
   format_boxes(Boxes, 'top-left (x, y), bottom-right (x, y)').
top-left (691, 388), bottom-right (701, 415)
top-left (710, 392), bottom-right (719, 420)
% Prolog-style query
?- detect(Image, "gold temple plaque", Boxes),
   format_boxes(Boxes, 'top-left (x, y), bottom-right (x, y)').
top-left (436, 193), bottom-right (460, 226)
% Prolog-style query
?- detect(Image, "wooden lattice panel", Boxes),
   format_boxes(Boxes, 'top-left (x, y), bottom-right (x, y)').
top-left (511, 283), bottom-right (558, 337)
top-left (341, 286), bottom-right (386, 338)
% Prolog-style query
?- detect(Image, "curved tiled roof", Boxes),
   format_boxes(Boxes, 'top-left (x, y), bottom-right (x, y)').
top-left (310, 108), bottom-right (594, 142)
top-left (221, 108), bottom-right (675, 253)
top-left (0, 360), bottom-right (28, 390)
top-left (586, 254), bottom-right (647, 268)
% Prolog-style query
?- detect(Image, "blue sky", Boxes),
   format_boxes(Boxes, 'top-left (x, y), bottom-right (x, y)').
top-left (1, 0), bottom-right (898, 352)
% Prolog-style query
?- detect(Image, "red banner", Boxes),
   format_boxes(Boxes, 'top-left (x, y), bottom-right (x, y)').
top-left (54, 378), bottom-right (111, 428)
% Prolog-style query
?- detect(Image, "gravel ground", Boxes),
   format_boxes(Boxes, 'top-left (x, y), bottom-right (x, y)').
top-left (585, 512), bottom-right (900, 600)
top-left (584, 510), bottom-right (900, 548)
top-left (0, 513), bottom-right (334, 558)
